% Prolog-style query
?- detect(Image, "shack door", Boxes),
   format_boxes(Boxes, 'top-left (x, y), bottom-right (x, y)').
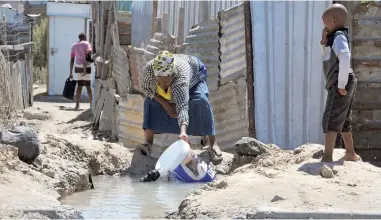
top-left (48, 16), bottom-right (85, 95)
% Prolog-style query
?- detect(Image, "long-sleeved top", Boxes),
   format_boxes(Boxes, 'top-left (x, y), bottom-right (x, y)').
top-left (321, 27), bottom-right (354, 90)
top-left (141, 54), bottom-right (205, 127)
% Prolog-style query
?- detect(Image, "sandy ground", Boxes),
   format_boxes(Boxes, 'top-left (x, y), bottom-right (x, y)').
top-left (3, 85), bottom-right (381, 219)
top-left (0, 85), bottom-right (134, 219)
top-left (169, 144), bottom-right (381, 219)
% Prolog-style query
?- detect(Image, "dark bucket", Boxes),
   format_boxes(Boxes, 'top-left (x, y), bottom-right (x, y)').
top-left (62, 78), bottom-right (77, 100)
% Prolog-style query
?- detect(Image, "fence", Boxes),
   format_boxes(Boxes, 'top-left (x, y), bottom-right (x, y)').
top-left (0, 9), bottom-right (34, 129)
top-left (90, 1), bottom-right (254, 151)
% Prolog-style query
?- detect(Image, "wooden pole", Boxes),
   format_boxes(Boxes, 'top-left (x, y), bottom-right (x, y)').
top-left (243, 1), bottom-right (255, 138)
top-left (162, 12), bottom-right (169, 34)
top-left (156, 17), bottom-right (162, 34)
top-left (199, 1), bottom-right (209, 22)
top-left (177, 6), bottom-right (185, 45)
top-left (152, 0), bottom-right (158, 38)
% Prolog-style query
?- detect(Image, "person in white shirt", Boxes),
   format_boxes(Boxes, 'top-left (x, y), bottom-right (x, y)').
top-left (320, 3), bottom-right (361, 162)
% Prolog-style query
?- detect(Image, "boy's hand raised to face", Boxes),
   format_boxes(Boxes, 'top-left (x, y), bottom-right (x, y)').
top-left (321, 28), bottom-right (329, 45)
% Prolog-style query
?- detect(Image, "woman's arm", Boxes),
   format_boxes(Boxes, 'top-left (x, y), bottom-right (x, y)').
top-left (141, 62), bottom-right (157, 99)
top-left (171, 74), bottom-right (190, 127)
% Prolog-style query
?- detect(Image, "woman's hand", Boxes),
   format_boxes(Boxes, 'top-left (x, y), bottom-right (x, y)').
top-left (179, 132), bottom-right (189, 144)
top-left (154, 96), bottom-right (177, 118)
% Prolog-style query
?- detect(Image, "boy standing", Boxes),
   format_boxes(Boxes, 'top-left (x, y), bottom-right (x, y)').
top-left (320, 3), bottom-right (361, 162)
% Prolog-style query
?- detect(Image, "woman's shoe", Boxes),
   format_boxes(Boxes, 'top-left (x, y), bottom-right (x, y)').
top-left (205, 145), bottom-right (223, 164)
top-left (137, 143), bottom-right (152, 156)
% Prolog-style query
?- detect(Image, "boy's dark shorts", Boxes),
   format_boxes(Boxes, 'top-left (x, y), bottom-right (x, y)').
top-left (322, 75), bottom-right (357, 133)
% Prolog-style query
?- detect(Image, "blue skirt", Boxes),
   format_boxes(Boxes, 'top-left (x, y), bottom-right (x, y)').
top-left (142, 59), bottom-right (216, 136)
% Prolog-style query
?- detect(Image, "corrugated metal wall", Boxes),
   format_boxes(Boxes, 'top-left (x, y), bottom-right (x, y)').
top-left (251, 1), bottom-right (331, 149)
top-left (178, 3), bottom-right (250, 151)
top-left (218, 3), bottom-right (246, 86)
top-left (351, 2), bottom-right (381, 161)
top-left (157, 0), bottom-right (243, 42)
top-left (210, 78), bottom-right (249, 151)
top-left (180, 19), bottom-right (220, 92)
top-left (131, 0), bottom-right (153, 47)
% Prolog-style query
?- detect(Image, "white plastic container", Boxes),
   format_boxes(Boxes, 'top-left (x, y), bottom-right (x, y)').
top-left (155, 140), bottom-right (216, 183)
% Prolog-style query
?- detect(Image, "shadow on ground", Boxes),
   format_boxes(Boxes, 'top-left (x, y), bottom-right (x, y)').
top-left (34, 92), bottom-right (90, 103)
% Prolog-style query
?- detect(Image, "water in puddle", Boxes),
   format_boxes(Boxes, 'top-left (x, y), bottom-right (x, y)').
top-left (61, 176), bottom-right (202, 219)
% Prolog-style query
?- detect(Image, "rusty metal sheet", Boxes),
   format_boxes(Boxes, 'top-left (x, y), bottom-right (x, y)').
top-left (118, 94), bottom-right (145, 147)
top-left (353, 58), bottom-right (381, 68)
top-left (353, 109), bottom-right (381, 125)
top-left (119, 21), bottom-right (132, 45)
top-left (129, 47), bottom-right (146, 94)
top-left (218, 3), bottom-right (246, 85)
top-left (352, 39), bottom-right (381, 59)
top-left (209, 77), bottom-right (248, 151)
top-left (354, 66), bottom-right (381, 82)
top-left (112, 45), bottom-right (130, 96)
top-left (352, 2), bottom-right (381, 156)
top-left (354, 130), bottom-right (381, 150)
top-left (353, 2), bottom-right (381, 19)
top-left (181, 19), bottom-right (220, 92)
top-left (353, 83), bottom-right (381, 110)
top-left (99, 89), bottom-right (117, 135)
top-left (356, 149), bottom-right (381, 162)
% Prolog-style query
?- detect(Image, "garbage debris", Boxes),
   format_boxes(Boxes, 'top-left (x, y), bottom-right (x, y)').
top-left (0, 125), bottom-right (41, 164)
top-left (139, 140), bottom-right (216, 183)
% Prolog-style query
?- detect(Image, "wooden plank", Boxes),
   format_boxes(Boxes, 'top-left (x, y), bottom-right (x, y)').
top-left (113, 94), bottom-right (121, 139)
top-left (101, 3), bottom-right (114, 80)
top-left (99, 2), bottom-right (105, 63)
top-left (99, 90), bottom-right (115, 132)
top-left (113, 1), bottom-right (120, 46)
top-left (93, 86), bottom-right (107, 128)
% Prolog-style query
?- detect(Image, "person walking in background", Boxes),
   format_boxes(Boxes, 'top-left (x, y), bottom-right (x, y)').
top-left (69, 33), bottom-right (92, 110)
top-left (320, 3), bottom-right (361, 162)
top-left (140, 50), bottom-right (223, 164)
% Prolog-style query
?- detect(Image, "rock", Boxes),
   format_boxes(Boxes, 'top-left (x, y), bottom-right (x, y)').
top-left (320, 165), bottom-right (334, 178)
top-left (0, 126), bottom-right (41, 164)
top-left (271, 195), bottom-right (286, 202)
top-left (196, 214), bottom-right (212, 219)
top-left (294, 144), bottom-right (324, 156)
top-left (127, 148), bottom-right (157, 175)
top-left (234, 137), bottom-right (270, 156)
top-left (23, 108), bottom-right (51, 121)
top-left (41, 169), bottom-right (55, 178)
top-left (212, 180), bottom-right (228, 189)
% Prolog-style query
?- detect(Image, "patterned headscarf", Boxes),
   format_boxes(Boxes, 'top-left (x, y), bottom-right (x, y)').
top-left (152, 50), bottom-right (175, 77)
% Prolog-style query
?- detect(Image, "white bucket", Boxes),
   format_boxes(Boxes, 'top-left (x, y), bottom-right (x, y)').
top-left (155, 140), bottom-right (216, 183)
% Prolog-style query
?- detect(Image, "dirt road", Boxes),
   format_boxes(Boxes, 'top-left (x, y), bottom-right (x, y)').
top-left (0, 85), bottom-right (133, 219)
top-left (169, 144), bottom-right (381, 219)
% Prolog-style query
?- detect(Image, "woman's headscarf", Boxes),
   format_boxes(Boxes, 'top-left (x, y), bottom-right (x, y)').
top-left (152, 50), bottom-right (175, 77)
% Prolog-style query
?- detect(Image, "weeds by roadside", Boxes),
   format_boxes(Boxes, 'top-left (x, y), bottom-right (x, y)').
top-left (32, 17), bottom-right (48, 84)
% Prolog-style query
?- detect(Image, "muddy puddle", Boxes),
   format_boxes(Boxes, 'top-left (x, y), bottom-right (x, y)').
top-left (61, 176), bottom-right (202, 219)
